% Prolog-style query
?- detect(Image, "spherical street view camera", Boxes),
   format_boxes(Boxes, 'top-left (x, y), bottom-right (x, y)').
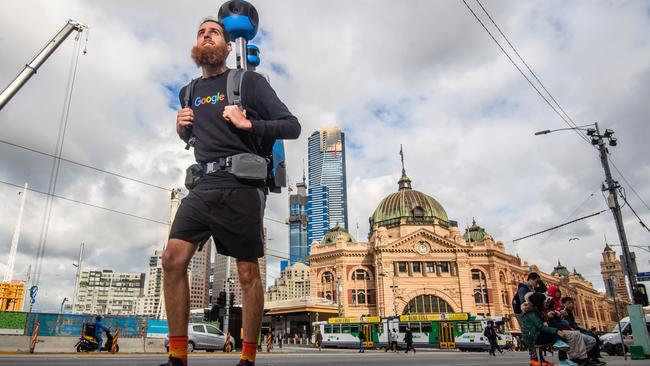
top-left (218, 0), bottom-right (259, 41)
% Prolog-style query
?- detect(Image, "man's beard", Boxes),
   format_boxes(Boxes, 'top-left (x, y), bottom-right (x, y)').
top-left (191, 43), bottom-right (228, 68)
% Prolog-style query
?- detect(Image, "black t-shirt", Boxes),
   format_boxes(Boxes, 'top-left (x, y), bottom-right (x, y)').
top-left (178, 69), bottom-right (300, 188)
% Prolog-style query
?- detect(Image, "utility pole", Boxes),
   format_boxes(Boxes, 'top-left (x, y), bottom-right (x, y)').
top-left (592, 123), bottom-right (638, 302)
top-left (608, 276), bottom-right (627, 360)
top-left (224, 257), bottom-right (231, 334)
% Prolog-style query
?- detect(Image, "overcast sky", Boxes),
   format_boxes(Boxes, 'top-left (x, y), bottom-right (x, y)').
top-left (1, 0), bottom-right (649, 312)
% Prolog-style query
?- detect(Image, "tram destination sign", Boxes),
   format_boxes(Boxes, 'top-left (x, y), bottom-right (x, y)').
top-left (400, 313), bottom-right (469, 322)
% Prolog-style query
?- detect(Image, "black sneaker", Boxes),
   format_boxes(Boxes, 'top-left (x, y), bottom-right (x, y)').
top-left (159, 356), bottom-right (185, 366)
top-left (236, 360), bottom-right (255, 366)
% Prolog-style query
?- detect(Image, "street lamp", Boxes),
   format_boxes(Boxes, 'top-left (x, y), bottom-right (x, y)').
top-left (533, 123), bottom-right (596, 136)
top-left (60, 297), bottom-right (68, 313)
top-left (535, 122), bottom-right (639, 303)
top-left (379, 272), bottom-right (398, 317)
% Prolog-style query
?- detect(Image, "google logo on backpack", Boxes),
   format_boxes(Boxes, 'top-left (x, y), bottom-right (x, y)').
top-left (194, 92), bottom-right (225, 107)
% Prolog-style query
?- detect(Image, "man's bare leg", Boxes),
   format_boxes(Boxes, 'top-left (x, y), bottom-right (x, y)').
top-left (162, 239), bottom-right (197, 365)
top-left (237, 259), bottom-right (264, 364)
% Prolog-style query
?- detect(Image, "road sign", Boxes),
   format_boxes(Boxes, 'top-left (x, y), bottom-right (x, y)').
top-left (637, 272), bottom-right (650, 282)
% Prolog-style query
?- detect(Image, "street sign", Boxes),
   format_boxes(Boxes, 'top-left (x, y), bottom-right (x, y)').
top-left (637, 272), bottom-right (650, 282)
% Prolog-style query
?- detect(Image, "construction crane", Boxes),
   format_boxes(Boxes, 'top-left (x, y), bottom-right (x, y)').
top-left (0, 19), bottom-right (87, 110)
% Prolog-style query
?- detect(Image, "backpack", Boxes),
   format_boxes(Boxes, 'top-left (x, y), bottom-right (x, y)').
top-left (181, 69), bottom-right (287, 193)
top-left (511, 283), bottom-right (528, 315)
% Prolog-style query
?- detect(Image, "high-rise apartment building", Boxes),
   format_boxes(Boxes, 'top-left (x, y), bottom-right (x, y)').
top-left (75, 270), bottom-right (145, 315)
top-left (190, 240), bottom-right (212, 310)
top-left (288, 180), bottom-right (309, 264)
top-left (307, 127), bottom-right (348, 244)
top-left (213, 229), bottom-right (268, 306)
top-left (265, 262), bottom-right (310, 301)
top-left (138, 249), bottom-right (163, 316)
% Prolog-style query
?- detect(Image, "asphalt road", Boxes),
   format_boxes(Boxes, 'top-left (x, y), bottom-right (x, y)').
top-left (0, 351), bottom-right (633, 366)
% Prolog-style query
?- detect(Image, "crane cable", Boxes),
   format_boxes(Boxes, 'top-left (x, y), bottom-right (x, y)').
top-left (34, 30), bottom-right (85, 287)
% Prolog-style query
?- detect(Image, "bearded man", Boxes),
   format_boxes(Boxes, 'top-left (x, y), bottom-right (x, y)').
top-left (160, 17), bottom-right (300, 366)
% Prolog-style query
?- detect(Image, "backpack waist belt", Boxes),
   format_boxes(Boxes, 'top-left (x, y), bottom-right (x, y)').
top-left (202, 157), bottom-right (232, 174)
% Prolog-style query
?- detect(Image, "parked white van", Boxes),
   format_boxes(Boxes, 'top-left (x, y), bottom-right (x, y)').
top-left (600, 315), bottom-right (650, 356)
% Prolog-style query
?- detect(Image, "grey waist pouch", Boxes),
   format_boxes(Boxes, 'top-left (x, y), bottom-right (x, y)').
top-left (229, 153), bottom-right (268, 180)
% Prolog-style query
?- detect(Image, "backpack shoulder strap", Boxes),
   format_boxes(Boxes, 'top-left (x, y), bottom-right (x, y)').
top-left (227, 68), bottom-right (247, 107)
top-left (182, 77), bottom-right (201, 108)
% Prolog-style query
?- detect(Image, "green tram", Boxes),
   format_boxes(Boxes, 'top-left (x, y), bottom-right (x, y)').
top-left (313, 313), bottom-right (508, 350)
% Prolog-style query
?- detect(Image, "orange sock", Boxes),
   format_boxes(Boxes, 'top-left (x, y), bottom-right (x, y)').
top-left (241, 341), bottom-right (257, 364)
top-left (169, 335), bottom-right (188, 365)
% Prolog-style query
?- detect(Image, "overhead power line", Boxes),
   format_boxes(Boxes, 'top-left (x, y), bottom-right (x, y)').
top-left (0, 179), bottom-right (168, 225)
top-left (512, 210), bottom-right (606, 243)
top-left (472, 0), bottom-right (590, 144)
top-left (462, 0), bottom-right (649, 213)
top-left (609, 156), bottom-right (650, 211)
top-left (619, 188), bottom-right (650, 235)
top-left (459, 0), bottom-right (589, 144)
top-left (0, 138), bottom-right (174, 192)
top-left (0, 137), bottom-right (292, 225)
top-left (537, 192), bottom-right (595, 246)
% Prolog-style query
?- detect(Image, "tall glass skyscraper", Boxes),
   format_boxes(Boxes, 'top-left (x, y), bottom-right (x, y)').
top-left (288, 181), bottom-right (308, 264)
top-left (307, 127), bottom-right (349, 244)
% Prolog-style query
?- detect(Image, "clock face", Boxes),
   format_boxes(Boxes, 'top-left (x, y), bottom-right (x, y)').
top-left (418, 243), bottom-right (428, 254)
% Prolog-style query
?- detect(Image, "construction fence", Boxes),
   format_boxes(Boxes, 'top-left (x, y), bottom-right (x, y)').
top-left (0, 311), bottom-right (154, 337)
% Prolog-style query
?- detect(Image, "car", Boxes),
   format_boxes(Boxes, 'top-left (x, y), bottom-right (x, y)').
top-left (600, 315), bottom-right (650, 356)
top-left (165, 323), bottom-right (236, 352)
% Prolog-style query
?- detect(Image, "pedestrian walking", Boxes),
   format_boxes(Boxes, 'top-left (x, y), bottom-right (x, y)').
top-left (385, 329), bottom-right (392, 352)
top-left (404, 327), bottom-right (416, 354)
top-left (391, 329), bottom-right (398, 352)
top-left (512, 335), bottom-right (519, 352)
top-left (315, 330), bottom-right (323, 351)
top-left (358, 329), bottom-right (366, 353)
top-left (483, 321), bottom-right (503, 356)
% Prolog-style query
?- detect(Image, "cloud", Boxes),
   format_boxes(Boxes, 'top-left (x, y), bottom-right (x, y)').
top-left (1, 0), bottom-right (649, 311)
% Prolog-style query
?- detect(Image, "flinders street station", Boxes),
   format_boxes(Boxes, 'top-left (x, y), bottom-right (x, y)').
top-left (306, 167), bottom-right (628, 333)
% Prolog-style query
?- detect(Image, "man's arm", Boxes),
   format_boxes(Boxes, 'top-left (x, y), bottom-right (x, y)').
top-left (245, 73), bottom-right (300, 140)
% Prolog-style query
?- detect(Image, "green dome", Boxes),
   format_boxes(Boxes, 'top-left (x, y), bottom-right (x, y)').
top-left (463, 219), bottom-right (491, 243)
top-left (370, 173), bottom-right (448, 229)
top-left (320, 223), bottom-right (356, 244)
top-left (551, 261), bottom-right (571, 277)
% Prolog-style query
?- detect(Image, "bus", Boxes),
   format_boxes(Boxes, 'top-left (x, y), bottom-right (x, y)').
top-left (312, 313), bottom-right (507, 350)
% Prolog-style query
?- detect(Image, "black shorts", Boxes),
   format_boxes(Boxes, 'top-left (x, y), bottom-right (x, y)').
top-left (169, 186), bottom-right (266, 260)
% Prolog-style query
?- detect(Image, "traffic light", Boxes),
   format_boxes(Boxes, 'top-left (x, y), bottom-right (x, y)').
top-left (217, 291), bottom-right (226, 307)
top-left (229, 292), bottom-right (235, 307)
top-left (635, 284), bottom-right (649, 306)
top-left (203, 308), bottom-right (210, 321)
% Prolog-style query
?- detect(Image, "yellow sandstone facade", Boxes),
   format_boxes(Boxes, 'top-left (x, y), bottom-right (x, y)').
top-left (309, 171), bottom-right (626, 333)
